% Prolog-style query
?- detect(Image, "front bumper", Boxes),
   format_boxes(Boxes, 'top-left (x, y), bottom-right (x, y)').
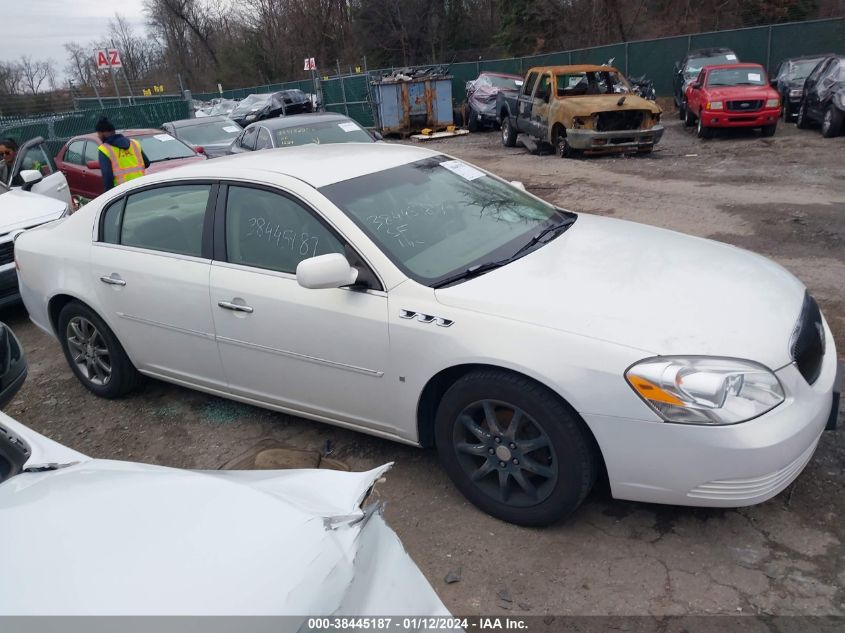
top-left (586, 323), bottom-right (839, 508)
top-left (700, 108), bottom-right (780, 128)
top-left (566, 125), bottom-right (664, 150)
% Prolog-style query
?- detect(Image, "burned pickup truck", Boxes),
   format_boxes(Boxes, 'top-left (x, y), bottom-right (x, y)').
top-left (499, 65), bottom-right (664, 157)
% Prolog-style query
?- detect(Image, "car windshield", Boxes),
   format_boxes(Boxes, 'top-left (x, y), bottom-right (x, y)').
top-left (134, 134), bottom-right (197, 162)
top-left (556, 70), bottom-right (631, 96)
top-left (482, 75), bottom-right (522, 90)
top-left (706, 67), bottom-right (766, 86)
top-left (787, 59), bottom-right (823, 79)
top-left (273, 120), bottom-right (373, 147)
top-left (686, 53), bottom-right (737, 77)
top-left (233, 94), bottom-right (270, 113)
top-left (320, 155), bottom-right (566, 286)
top-left (176, 121), bottom-right (242, 145)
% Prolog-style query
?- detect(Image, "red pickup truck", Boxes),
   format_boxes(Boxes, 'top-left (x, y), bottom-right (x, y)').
top-left (683, 63), bottom-right (780, 139)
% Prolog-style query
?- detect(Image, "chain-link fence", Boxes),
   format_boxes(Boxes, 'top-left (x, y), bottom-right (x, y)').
top-left (0, 100), bottom-right (190, 156)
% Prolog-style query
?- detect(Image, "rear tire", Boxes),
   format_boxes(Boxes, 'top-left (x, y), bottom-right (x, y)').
top-left (434, 369), bottom-right (597, 526)
top-left (501, 117), bottom-right (517, 147)
top-left (58, 301), bottom-right (142, 398)
top-left (761, 123), bottom-right (777, 137)
top-left (821, 105), bottom-right (844, 138)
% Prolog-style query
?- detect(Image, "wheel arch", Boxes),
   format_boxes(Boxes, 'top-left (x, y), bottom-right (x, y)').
top-left (415, 362), bottom-right (607, 480)
top-left (47, 293), bottom-right (80, 337)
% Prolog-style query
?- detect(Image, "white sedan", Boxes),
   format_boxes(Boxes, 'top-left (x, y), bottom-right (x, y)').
top-left (15, 143), bottom-right (840, 526)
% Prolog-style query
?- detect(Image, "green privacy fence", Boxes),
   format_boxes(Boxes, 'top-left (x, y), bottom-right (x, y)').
top-left (195, 17), bottom-right (844, 128)
top-left (0, 100), bottom-right (190, 156)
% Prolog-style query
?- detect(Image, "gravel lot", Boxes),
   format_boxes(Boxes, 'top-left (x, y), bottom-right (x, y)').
top-left (3, 115), bottom-right (844, 618)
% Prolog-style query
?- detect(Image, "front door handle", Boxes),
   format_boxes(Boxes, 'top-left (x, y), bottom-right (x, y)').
top-left (218, 300), bottom-right (253, 314)
top-left (100, 275), bottom-right (126, 286)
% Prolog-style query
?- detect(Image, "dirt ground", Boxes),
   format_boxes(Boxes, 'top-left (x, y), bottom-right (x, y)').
top-left (3, 115), bottom-right (844, 618)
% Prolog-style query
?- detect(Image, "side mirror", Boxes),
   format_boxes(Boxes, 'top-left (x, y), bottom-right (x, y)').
top-left (691, 82), bottom-right (701, 90)
top-left (86, 160), bottom-right (100, 170)
top-left (296, 253), bottom-right (358, 290)
top-left (19, 170), bottom-right (43, 191)
top-left (371, 130), bottom-right (383, 141)
top-left (510, 180), bottom-right (526, 191)
top-left (0, 323), bottom-right (27, 409)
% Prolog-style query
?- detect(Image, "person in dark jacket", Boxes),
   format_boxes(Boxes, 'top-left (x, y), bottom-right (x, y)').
top-left (95, 118), bottom-right (150, 192)
top-left (0, 138), bottom-right (21, 187)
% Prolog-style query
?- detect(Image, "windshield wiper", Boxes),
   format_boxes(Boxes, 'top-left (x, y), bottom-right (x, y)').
top-left (432, 217), bottom-right (575, 289)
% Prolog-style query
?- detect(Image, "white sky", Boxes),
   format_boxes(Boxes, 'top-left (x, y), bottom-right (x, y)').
top-left (0, 0), bottom-right (148, 73)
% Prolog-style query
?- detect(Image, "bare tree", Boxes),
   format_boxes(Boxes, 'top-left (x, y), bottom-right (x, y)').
top-left (17, 56), bottom-right (51, 94)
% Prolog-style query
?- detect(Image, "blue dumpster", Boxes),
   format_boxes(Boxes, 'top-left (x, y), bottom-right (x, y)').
top-left (372, 76), bottom-right (453, 135)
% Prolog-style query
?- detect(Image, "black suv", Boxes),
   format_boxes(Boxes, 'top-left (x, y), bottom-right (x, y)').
top-left (673, 48), bottom-right (739, 116)
top-left (772, 55), bottom-right (827, 121)
top-left (796, 55), bottom-right (845, 137)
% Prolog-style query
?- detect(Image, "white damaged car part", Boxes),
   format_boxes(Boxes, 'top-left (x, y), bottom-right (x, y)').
top-left (0, 415), bottom-right (449, 618)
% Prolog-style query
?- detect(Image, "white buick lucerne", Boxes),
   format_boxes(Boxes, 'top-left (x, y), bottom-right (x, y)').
top-left (14, 143), bottom-right (839, 526)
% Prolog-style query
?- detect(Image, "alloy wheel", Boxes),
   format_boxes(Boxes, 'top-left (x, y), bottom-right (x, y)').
top-left (452, 399), bottom-right (558, 507)
top-left (502, 124), bottom-right (510, 144)
top-left (822, 109), bottom-right (831, 135)
top-left (66, 316), bottom-right (112, 386)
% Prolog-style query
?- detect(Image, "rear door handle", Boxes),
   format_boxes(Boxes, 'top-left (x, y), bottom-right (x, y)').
top-left (218, 300), bottom-right (253, 314)
top-left (100, 275), bottom-right (126, 286)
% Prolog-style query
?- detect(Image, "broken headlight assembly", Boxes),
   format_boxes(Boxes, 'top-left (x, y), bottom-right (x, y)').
top-left (625, 357), bottom-right (784, 425)
top-left (789, 88), bottom-right (803, 98)
top-left (571, 117), bottom-right (589, 129)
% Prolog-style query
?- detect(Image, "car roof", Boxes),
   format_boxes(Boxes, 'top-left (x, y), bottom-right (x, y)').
top-left (247, 112), bottom-right (355, 130)
top-left (526, 64), bottom-right (622, 75)
top-left (704, 63), bottom-right (764, 71)
top-left (68, 129), bottom-right (170, 142)
top-left (167, 116), bottom-right (232, 127)
top-left (478, 71), bottom-right (523, 79)
top-left (688, 48), bottom-right (735, 57)
top-left (128, 143), bottom-right (440, 189)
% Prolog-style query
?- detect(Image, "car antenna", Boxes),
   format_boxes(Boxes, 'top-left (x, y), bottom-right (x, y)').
top-left (617, 95), bottom-right (626, 106)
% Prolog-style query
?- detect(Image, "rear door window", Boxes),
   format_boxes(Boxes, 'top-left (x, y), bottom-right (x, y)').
top-left (522, 73), bottom-right (538, 96)
top-left (118, 184), bottom-right (211, 257)
top-left (64, 141), bottom-right (85, 166)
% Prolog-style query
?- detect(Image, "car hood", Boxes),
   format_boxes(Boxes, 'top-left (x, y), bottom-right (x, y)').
top-left (702, 85), bottom-right (776, 100)
top-left (561, 94), bottom-right (661, 114)
top-left (0, 413), bottom-right (449, 616)
top-left (435, 214), bottom-right (805, 369)
top-left (146, 155), bottom-right (206, 173)
top-left (0, 189), bottom-right (67, 235)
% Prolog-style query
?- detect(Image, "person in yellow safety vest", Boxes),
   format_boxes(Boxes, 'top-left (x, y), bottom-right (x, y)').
top-left (95, 117), bottom-right (150, 193)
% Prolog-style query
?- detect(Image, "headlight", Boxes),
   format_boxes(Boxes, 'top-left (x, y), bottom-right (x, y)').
top-left (572, 117), bottom-right (586, 129)
top-left (789, 88), bottom-right (803, 98)
top-left (625, 357), bottom-right (784, 425)
top-left (707, 101), bottom-right (723, 110)
top-left (245, 114), bottom-right (256, 120)
top-left (766, 98), bottom-right (779, 108)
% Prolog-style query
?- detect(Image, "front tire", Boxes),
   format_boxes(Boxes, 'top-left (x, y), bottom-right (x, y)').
top-left (554, 127), bottom-right (581, 159)
top-left (501, 117), bottom-right (517, 147)
top-left (796, 101), bottom-right (811, 129)
top-left (58, 301), bottom-right (142, 398)
top-left (821, 105), bottom-right (844, 138)
top-left (434, 369), bottom-right (597, 526)
top-left (467, 108), bottom-right (480, 132)
top-left (684, 105), bottom-right (695, 127)
top-left (696, 114), bottom-right (712, 139)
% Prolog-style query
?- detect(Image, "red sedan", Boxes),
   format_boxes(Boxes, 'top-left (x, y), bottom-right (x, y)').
top-left (684, 63), bottom-right (780, 139)
top-left (55, 129), bottom-right (205, 201)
